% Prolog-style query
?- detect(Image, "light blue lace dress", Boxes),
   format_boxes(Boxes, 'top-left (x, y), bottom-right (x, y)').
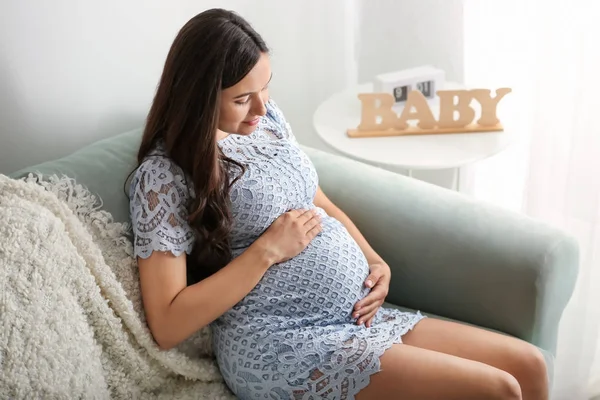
top-left (130, 100), bottom-right (425, 399)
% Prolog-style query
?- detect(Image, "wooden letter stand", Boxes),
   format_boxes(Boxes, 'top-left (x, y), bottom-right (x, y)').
top-left (347, 88), bottom-right (512, 138)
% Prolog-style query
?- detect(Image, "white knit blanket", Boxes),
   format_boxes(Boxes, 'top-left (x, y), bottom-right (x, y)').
top-left (0, 174), bottom-right (235, 399)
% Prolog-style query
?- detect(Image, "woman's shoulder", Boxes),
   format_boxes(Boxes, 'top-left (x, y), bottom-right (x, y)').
top-left (128, 148), bottom-right (196, 259)
top-left (265, 98), bottom-right (286, 126)
top-left (264, 98), bottom-right (298, 143)
top-left (129, 147), bottom-right (192, 202)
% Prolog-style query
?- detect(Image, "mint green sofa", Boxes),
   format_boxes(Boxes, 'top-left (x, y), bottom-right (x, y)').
top-left (10, 128), bottom-right (579, 389)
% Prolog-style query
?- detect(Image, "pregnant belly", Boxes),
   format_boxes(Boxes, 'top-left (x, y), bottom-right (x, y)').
top-left (226, 214), bottom-right (371, 332)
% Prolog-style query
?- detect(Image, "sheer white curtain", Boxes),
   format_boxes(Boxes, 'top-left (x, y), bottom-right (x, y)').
top-left (464, 2), bottom-right (600, 399)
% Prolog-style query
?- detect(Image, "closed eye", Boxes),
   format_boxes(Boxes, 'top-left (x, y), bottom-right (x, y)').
top-left (233, 74), bottom-right (272, 105)
top-left (235, 97), bottom-right (251, 105)
top-left (234, 86), bottom-right (269, 106)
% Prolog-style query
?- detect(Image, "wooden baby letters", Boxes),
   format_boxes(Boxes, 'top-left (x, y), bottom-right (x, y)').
top-left (347, 88), bottom-right (512, 138)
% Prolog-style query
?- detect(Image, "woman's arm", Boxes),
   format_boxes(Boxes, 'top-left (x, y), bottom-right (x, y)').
top-left (138, 241), bottom-right (275, 350)
top-left (138, 208), bottom-right (322, 350)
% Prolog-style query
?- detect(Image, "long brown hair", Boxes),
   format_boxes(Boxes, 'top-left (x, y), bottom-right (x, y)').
top-left (137, 9), bottom-right (268, 284)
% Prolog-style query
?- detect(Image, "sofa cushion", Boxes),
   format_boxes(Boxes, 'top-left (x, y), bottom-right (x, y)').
top-left (9, 128), bottom-right (143, 225)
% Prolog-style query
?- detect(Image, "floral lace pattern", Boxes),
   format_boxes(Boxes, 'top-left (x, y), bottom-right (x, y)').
top-left (129, 154), bottom-right (195, 258)
top-left (129, 100), bottom-right (425, 399)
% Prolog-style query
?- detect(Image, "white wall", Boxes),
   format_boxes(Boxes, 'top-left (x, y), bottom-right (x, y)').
top-left (0, 0), bottom-right (464, 174)
top-left (0, 1), bottom-right (185, 173)
top-left (357, 0), bottom-right (464, 83)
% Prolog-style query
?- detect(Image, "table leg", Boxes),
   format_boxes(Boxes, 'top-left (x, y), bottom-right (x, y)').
top-left (453, 167), bottom-right (461, 191)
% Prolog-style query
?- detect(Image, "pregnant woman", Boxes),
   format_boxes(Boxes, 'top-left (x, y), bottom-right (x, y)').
top-left (129, 8), bottom-right (548, 400)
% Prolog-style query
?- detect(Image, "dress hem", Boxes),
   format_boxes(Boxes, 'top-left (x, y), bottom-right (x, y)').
top-left (349, 311), bottom-right (427, 400)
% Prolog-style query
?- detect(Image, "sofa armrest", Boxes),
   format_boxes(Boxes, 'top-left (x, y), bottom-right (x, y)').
top-left (304, 146), bottom-right (579, 355)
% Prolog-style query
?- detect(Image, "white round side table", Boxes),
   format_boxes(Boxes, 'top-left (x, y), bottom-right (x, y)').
top-left (312, 82), bottom-right (514, 192)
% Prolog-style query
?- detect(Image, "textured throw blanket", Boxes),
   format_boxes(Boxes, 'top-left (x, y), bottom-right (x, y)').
top-left (0, 174), bottom-right (235, 399)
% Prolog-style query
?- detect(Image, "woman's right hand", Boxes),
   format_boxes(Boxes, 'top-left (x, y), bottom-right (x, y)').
top-left (256, 209), bottom-right (323, 264)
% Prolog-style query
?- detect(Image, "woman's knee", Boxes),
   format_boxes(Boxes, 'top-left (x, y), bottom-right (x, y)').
top-left (492, 370), bottom-right (523, 400)
top-left (513, 344), bottom-right (549, 390)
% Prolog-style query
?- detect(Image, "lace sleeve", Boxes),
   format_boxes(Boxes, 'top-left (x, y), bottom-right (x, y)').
top-left (129, 156), bottom-right (196, 259)
top-left (266, 99), bottom-right (299, 145)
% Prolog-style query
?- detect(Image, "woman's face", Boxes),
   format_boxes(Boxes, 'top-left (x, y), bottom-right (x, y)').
top-left (219, 53), bottom-right (272, 136)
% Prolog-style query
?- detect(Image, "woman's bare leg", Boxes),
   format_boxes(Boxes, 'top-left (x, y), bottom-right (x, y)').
top-left (402, 318), bottom-right (548, 400)
top-left (356, 343), bottom-right (522, 400)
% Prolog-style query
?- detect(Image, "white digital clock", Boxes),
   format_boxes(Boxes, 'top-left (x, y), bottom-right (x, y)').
top-left (373, 65), bottom-right (445, 106)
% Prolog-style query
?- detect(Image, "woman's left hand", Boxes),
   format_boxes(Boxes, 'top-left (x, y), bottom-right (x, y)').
top-left (353, 261), bottom-right (391, 327)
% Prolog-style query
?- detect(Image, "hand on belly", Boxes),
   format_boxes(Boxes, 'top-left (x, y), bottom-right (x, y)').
top-left (247, 221), bottom-right (371, 327)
